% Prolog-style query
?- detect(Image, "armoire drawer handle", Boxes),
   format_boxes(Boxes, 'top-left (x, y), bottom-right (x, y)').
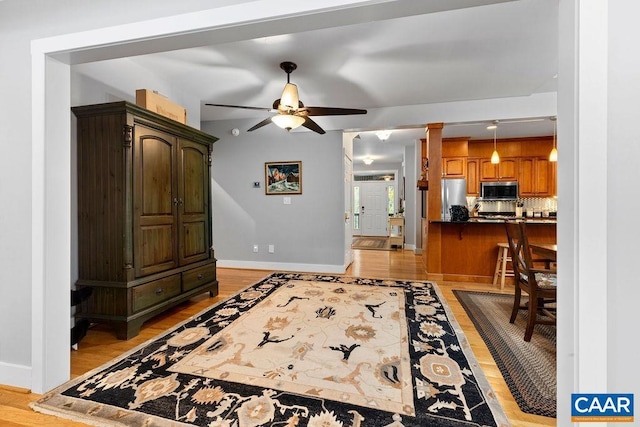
top-left (197, 274), bottom-right (204, 280)
top-left (155, 288), bottom-right (164, 295)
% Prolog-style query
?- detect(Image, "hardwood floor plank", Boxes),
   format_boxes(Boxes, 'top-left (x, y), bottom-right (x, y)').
top-left (1, 250), bottom-right (554, 426)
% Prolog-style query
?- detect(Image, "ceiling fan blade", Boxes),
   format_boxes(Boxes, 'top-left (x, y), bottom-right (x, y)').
top-left (247, 117), bottom-right (274, 132)
top-left (302, 106), bottom-right (367, 116)
top-left (205, 103), bottom-right (274, 112)
top-left (301, 117), bottom-right (326, 134)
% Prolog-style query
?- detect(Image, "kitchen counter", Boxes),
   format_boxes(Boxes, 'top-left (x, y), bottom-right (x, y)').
top-left (432, 217), bottom-right (557, 224)
top-left (423, 217), bottom-right (556, 284)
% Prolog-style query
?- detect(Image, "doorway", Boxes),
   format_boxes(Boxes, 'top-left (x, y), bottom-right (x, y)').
top-left (353, 176), bottom-right (396, 237)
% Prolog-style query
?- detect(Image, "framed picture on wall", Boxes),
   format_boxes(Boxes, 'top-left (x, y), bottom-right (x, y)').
top-left (265, 161), bottom-right (302, 195)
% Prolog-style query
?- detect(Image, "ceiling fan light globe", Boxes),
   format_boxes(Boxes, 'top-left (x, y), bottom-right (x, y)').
top-left (280, 83), bottom-right (300, 111)
top-left (549, 147), bottom-right (558, 162)
top-left (272, 114), bottom-right (305, 131)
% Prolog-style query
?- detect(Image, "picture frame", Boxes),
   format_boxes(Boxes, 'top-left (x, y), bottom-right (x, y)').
top-left (265, 161), bottom-right (302, 195)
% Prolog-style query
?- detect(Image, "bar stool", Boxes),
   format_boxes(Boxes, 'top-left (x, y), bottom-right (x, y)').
top-left (493, 243), bottom-right (514, 289)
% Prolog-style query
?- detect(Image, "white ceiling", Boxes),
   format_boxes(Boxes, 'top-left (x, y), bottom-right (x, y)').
top-left (73, 0), bottom-right (558, 164)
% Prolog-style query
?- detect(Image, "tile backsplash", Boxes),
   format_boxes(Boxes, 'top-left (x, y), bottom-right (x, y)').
top-left (468, 196), bottom-right (557, 215)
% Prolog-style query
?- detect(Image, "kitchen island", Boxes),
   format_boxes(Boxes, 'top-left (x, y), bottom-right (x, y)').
top-left (424, 218), bottom-right (556, 284)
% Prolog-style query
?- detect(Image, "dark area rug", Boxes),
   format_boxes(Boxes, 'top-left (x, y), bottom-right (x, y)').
top-left (32, 273), bottom-right (509, 426)
top-left (454, 290), bottom-right (556, 418)
top-left (352, 236), bottom-right (392, 250)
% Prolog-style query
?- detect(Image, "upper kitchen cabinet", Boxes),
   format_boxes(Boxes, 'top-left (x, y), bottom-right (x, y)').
top-left (443, 157), bottom-right (467, 177)
top-left (470, 138), bottom-right (519, 181)
top-left (518, 157), bottom-right (556, 196)
top-left (466, 158), bottom-right (480, 195)
top-left (479, 158), bottom-right (518, 181)
top-left (442, 138), bottom-right (469, 178)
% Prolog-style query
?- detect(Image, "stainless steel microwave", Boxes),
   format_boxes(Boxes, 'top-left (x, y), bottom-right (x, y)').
top-left (480, 181), bottom-right (518, 200)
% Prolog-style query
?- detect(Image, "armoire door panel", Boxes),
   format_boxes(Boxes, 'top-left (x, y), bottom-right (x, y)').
top-left (140, 224), bottom-right (176, 270)
top-left (182, 221), bottom-right (207, 260)
top-left (181, 146), bottom-right (206, 214)
top-left (134, 125), bottom-right (179, 276)
top-left (178, 139), bottom-right (210, 265)
top-left (140, 136), bottom-right (174, 215)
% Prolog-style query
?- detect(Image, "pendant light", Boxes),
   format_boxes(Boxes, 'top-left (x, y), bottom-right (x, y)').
top-left (549, 116), bottom-right (558, 162)
top-left (488, 121), bottom-right (500, 164)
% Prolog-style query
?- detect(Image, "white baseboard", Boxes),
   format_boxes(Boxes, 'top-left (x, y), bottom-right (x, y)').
top-left (0, 361), bottom-right (31, 390)
top-left (217, 260), bottom-right (347, 275)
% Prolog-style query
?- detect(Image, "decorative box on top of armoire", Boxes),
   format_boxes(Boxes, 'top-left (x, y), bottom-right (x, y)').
top-left (72, 101), bottom-right (219, 340)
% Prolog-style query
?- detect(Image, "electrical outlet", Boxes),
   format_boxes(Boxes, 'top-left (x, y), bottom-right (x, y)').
top-left (253, 245), bottom-right (259, 253)
top-left (268, 245), bottom-right (275, 253)
top-left (283, 197), bottom-right (291, 205)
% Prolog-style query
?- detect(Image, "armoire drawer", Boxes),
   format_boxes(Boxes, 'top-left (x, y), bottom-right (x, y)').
top-left (132, 275), bottom-right (181, 313)
top-left (182, 264), bottom-right (216, 292)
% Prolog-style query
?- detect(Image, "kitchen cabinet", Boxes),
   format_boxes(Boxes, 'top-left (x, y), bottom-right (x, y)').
top-left (519, 157), bottom-right (554, 196)
top-left (479, 158), bottom-right (518, 181)
top-left (466, 158), bottom-right (480, 195)
top-left (73, 101), bottom-right (219, 339)
top-left (442, 157), bottom-right (467, 177)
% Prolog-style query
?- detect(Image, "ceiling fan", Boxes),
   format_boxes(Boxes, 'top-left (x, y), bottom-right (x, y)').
top-left (205, 61), bottom-right (367, 135)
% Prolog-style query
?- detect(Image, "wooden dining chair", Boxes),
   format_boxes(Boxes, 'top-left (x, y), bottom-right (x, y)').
top-left (504, 221), bottom-right (557, 341)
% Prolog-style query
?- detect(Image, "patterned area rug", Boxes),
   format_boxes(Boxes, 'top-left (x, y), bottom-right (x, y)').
top-left (352, 236), bottom-right (392, 251)
top-left (454, 291), bottom-right (556, 418)
top-left (32, 273), bottom-right (509, 427)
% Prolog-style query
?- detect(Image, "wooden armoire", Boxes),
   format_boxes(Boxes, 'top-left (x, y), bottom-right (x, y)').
top-left (72, 101), bottom-right (218, 339)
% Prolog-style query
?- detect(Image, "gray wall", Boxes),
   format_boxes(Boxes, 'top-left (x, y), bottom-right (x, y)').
top-left (202, 120), bottom-right (345, 271)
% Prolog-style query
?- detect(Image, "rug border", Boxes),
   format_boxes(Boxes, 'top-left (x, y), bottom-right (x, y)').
top-left (31, 273), bottom-right (511, 427)
top-left (30, 272), bottom-right (277, 426)
top-left (431, 285), bottom-right (511, 427)
top-left (453, 289), bottom-right (556, 419)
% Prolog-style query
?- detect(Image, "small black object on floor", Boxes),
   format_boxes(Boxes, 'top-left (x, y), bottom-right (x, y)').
top-left (71, 288), bottom-right (93, 346)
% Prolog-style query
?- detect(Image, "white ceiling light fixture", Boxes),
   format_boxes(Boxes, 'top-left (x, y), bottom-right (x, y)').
top-left (488, 121), bottom-right (500, 164)
top-left (549, 116), bottom-right (558, 162)
top-left (279, 82), bottom-right (300, 111)
top-left (376, 130), bottom-right (392, 141)
top-left (363, 157), bottom-right (374, 165)
top-left (271, 114), bottom-right (305, 131)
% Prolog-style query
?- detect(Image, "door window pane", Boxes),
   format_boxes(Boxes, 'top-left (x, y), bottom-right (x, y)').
top-left (353, 186), bottom-right (360, 230)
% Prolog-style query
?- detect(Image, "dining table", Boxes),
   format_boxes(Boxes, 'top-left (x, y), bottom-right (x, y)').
top-left (530, 243), bottom-right (557, 262)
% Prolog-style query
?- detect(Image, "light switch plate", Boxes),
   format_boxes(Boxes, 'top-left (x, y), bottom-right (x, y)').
top-left (283, 197), bottom-right (291, 205)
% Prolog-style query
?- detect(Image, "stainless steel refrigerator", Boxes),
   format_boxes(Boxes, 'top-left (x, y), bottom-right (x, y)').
top-left (441, 178), bottom-right (467, 220)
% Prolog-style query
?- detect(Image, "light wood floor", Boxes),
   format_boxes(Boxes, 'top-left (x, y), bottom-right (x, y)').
top-left (0, 249), bottom-right (555, 426)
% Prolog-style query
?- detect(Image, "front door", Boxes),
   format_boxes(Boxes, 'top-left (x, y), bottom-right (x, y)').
top-left (358, 181), bottom-right (391, 237)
